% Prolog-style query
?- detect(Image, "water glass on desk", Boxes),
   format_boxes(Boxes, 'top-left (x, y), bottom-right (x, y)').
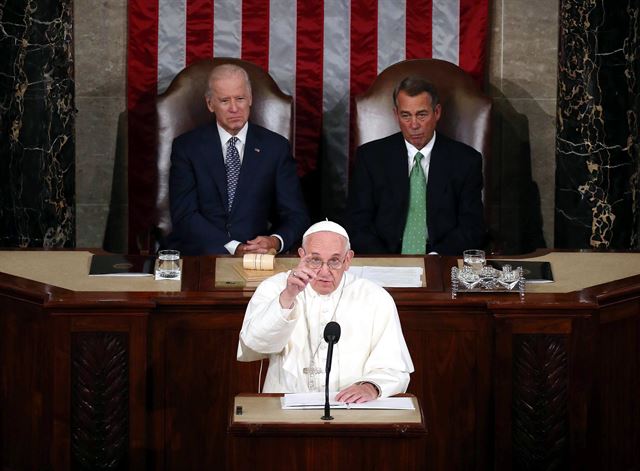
top-left (156, 250), bottom-right (181, 279)
top-left (463, 249), bottom-right (485, 274)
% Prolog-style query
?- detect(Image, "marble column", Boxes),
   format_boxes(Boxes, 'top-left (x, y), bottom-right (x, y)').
top-left (0, 0), bottom-right (75, 247)
top-left (556, 0), bottom-right (640, 249)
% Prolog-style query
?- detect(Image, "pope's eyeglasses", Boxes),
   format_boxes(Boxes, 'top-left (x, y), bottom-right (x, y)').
top-left (306, 257), bottom-right (345, 270)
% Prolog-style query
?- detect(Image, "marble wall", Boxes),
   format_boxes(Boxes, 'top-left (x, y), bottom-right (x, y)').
top-left (74, 0), bottom-right (127, 249)
top-left (0, 1), bottom-right (75, 247)
top-left (71, 2), bottom-right (562, 253)
top-left (8, 2), bottom-right (634, 252)
top-left (487, 0), bottom-right (559, 252)
top-left (555, 0), bottom-right (640, 249)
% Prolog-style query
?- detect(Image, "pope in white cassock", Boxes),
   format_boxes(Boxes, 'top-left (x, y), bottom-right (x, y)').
top-left (237, 220), bottom-right (414, 403)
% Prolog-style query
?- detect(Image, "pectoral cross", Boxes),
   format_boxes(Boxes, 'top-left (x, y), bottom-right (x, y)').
top-left (303, 364), bottom-right (324, 391)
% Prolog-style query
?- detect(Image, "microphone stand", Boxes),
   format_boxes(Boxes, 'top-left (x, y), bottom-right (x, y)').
top-left (321, 321), bottom-right (340, 421)
top-left (321, 338), bottom-right (336, 420)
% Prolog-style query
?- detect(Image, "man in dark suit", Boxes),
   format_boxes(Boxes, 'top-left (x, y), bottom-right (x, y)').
top-left (167, 64), bottom-right (309, 255)
top-left (346, 77), bottom-right (485, 255)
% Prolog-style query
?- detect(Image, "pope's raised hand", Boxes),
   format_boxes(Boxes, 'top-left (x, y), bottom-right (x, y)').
top-left (279, 256), bottom-right (316, 308)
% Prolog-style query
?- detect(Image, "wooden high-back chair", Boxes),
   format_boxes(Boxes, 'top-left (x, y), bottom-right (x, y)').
top-left (154, 58), bottom-right (293, 243)
top-left (354, 59), bottom-right (492, 220)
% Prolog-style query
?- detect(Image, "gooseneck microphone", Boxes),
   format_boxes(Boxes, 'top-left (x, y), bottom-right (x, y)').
top-left (321, 321), bottom-right (341, 420)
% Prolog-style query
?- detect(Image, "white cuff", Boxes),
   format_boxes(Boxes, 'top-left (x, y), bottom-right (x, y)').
top-left (225, 240), bottom-right (241, 254)
top-left (271, 234), bottom-right (284, 253)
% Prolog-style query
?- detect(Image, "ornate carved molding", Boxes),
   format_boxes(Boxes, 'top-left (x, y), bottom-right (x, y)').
top-left (512, 334), bottom-right (569, 471)
top-left (71, 332), bottom-right (129, 470)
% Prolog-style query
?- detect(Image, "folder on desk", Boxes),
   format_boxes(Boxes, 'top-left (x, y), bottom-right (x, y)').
top-left (487, 260), bottom-right (554, 283)
top-left (89, 254), bottom-right (155, 276)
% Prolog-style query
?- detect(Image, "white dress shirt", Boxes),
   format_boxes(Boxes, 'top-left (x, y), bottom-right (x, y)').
top-left (403, 130), bottom-right (436, 181)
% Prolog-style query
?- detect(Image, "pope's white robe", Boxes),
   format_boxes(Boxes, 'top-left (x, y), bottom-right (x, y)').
top-left (237, 271), bottom-right (414, 397)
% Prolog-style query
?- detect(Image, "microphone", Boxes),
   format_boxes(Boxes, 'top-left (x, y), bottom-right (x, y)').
top-left (321, 321), bottom-right (341, 420)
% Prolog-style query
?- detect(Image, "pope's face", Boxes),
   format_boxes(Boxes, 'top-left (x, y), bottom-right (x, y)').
top-left (206, 73), bottom-right (252, 135)
top-left (298, 232), bottom-right (354, 295)
top-left (394, 90), bottom-right (441, 150)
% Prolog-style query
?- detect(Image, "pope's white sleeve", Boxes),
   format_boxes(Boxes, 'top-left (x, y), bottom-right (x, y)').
top-left (359, 290), bottom-right (414, 397)
top-left (237, 273), bottom-right (300, 361)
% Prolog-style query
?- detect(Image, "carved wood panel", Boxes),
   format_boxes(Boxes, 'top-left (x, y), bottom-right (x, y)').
top-left (512, 334), bottom-right (568, 471)
top-left (71, 332), bottom-right (129, 471)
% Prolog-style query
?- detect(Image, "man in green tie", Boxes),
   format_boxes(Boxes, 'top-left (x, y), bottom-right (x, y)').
top-left (346, 77), bottom-right (486, 255)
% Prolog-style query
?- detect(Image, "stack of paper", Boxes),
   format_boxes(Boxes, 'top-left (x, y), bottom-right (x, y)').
top-left (281, 392), bottom-right (415, 410)
top-left (348, 266), bottom-right (423, 287)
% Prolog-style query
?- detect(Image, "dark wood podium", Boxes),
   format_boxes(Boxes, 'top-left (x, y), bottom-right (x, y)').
top-left (227, 394), bottom-right (427, 470)
top-left (2, 251), bottom-right (640, 470)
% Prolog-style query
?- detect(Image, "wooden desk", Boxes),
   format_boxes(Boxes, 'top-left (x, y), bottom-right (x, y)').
top-left (227, 394), bottom-right (426, 470)
top-left (1, 252), bottom-right (639, 470)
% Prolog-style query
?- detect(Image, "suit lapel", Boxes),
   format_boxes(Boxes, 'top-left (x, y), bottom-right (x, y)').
top-left (390, 133), bottom-right (409, 213)
top-left (426, 135), bottom-right (447, 217)
top-left (202, 124), bottom-right (229, 210)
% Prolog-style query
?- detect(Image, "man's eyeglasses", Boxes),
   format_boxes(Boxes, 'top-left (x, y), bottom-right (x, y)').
top-left (305, 257), bottom-right (345, 270)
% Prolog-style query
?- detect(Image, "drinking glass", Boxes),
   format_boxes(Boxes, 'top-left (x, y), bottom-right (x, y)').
top-left (463, 249), bottom-right (485, 274)
top-left (157, 250), bottom-right (181, 279)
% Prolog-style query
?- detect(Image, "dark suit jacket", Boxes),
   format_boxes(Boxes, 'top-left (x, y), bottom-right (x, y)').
top-left (166, 122), bottom-right (309, 255)
top-left (346, 132), bottom-right (486, 255)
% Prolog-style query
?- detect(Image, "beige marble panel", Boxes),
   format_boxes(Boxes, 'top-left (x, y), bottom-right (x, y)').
top-left (485, 0), bottom-right (559, 250)
top-left (75, 97), bottom-right (124, 157)
top-left (75, 0), bottom-right (127, 248)
top-left (501, 0), bottom-right (559, 99)
top-left (76, 204), bottom-right (110, 248)
top-left (74, 0), bottom-right (127, 97)
top-left (75, 97), bottom-right (124, 195)
top-left (76, 158), bottom-right (114, 205)
top-left (76, 96), bottom-right (125, 151)
top-left (487, 0), bottom-right (504, 95)
top-left (509, 98), bottom-right (557, 246)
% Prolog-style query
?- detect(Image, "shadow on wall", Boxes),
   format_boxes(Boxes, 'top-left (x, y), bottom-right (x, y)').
top-left (488, 83), bottom-right (547, 255)
top-left (103, 111), bottom-right (128, 254)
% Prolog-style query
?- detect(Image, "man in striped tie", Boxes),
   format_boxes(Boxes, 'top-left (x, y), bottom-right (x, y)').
top-left (167, 64), bottom-right (309, 255)
top-left (346, 77), bottom-right (486, 255)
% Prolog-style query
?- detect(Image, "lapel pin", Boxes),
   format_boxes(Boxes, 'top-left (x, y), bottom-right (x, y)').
top-left (254, 148), bottom-right (260, 153)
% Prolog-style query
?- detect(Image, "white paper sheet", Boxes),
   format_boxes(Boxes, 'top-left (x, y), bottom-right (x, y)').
top-left (348, 266), bottom-right (423, 287)
top-left (281, 392), bottom-right (415, 410)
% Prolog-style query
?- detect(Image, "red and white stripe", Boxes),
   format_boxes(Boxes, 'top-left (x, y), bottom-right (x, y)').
top-left (127, 0), bottom-right (489, 249)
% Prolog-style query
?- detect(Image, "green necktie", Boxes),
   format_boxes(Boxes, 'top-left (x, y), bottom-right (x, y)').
top-left (401, 152), bottom-right (427, 254)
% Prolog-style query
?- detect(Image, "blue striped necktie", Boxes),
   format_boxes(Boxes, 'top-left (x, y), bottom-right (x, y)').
top-left (225, 136), bottom-right (241, 211)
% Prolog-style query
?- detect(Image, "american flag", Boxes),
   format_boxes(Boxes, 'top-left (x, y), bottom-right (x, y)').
top-left (127, 0), bottom-right (489, 249)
